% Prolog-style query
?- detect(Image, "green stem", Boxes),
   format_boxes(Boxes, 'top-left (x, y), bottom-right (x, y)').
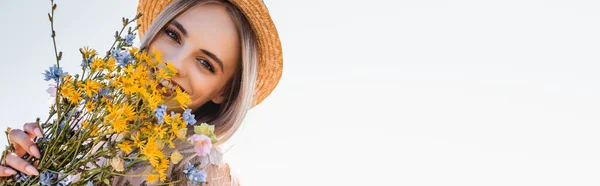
top-left (102, 18), bottom-right (141, 61)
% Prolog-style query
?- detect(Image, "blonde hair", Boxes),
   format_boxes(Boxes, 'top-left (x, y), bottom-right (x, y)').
top-left (140, 0), bottom-right (257, 145)
top-left (135, 0), bottom-right (257, 185)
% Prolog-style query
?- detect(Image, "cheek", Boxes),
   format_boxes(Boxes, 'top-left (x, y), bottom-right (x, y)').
top-left (149, 40), bottom-right (173, 59)
top-left (187, 73), bottom-right (222, 106)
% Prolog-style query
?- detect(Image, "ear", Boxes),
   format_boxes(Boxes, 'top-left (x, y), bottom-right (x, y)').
top-left (211, 91), bottom-right (226, 104)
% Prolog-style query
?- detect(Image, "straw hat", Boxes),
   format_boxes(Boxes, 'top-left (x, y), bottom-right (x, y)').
top-left (136, 0), bottom-right (282, 107)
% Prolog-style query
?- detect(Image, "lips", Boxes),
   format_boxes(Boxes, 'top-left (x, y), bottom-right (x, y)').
top-left (157, 78), bottom-right (186, 97)
top-left (159, 79), bottom-right (178, 92)
top-left (156, 83), bottom-right (172, 97)
top-left (150, 68), bottom-right (187, 97)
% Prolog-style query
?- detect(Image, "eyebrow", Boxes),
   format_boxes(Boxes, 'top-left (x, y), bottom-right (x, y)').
top-left (170, 20), bottom-right (188, 37)
top-left (169, 21), bottom-right (224, 73)
top-left (200, 49), bottom-right (225, 73)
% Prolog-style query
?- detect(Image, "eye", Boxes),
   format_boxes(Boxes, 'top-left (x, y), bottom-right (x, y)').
top-left (164, 28), bottom-right (180, 43)
top-left (196, 57), bottom-right (215, 73)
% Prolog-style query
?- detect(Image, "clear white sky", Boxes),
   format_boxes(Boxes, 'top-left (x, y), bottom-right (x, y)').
top-left (1, 0), bottom-right (600, 185)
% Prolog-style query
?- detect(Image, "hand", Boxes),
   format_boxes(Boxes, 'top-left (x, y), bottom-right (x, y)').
top-left (0, 122), bottom-right (43, 177)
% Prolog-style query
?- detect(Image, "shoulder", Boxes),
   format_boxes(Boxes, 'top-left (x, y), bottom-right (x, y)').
top-left (204, 163), bottom-right (241, 186)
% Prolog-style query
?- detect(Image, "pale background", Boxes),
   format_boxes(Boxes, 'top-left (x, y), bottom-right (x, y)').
top-left (1, 0), bottom-right (600, 185)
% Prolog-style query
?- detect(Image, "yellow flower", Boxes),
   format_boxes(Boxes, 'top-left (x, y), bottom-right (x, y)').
top-left (118, 141), bottom-right (133, 154)
top-left (167, 120), bottom-right (180, 135)
top-left (155, 68), bottom-right (170, 80)
top-left (165, 112), bottom-right (181, 125)
top-left (174, 88), bottom-right (191, 108)
top-left (61, 74), bottom-right (73, 84)
top-left (111, 119), bottom-right (127, 133)
top-left (121, 103), bottom-right (135, 120)
top-left (146, 173), bottom-right (159, 184)
top-left (154, 125), bottom-right (167, 139)
top-left (140, 122), bottom-right (154, 134)
top-left (124, 65), bottom-right (135, 75)
top-left (106, 57), bottom-right (116, 71)
top-left (144, 92), bottom-right (162, 111)
top-left (132, 133), bottom-right (145, 149)
top-left (165, 61), bottom-right (178, 75)
top-left (59, 84), bottom-right (75, 98)
top-left (59, 81), bottom-right (84, 105)
top-left (138, 113), bottom-right (149, 120)
top-left (152, 48), bottom-right (164, 63)
top-left (75, 81), bottom-right (83, 89)
top-left (90, 57), bottom-right (105, 71)
top-left (133, 66), bottom-right (150, 89)
top-left (119, 76), bottom-right (138, 95)
top-left (142, 137), bottom-right (161, 166)
top-left (81, 121), bottom-right (89, 129)
top-left (68, 90), bottom-right (83, 105)
top-left (170, 150), bottom-right (183, 164)
top-left (90, 125), bottom-right (99, 136)
top-left (104, 104), bottom-right (131, 133)
top-left (157, 158), bottom-right (169, 181)
top-left (83, 79), bottom-right (101, 98)
top-left (167, 134), bottom-right (176, 148)
top-left (80, 46), bottom-right (97, 58)
top-left (136, 51), bottom-right (152, 65)
top-left (104, 105), bottom-right (118, 122)
top-left (129, 47), bottom-right (139, 56)
top-left (85, 101), bottom-right (95, 111)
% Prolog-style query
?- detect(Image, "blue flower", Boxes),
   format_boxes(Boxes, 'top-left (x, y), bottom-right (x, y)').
top-left (124, 33), bottom-right (136, 45)
top-left (57, 121), bottom-right (66, 133)
top-left (154, 105), bottom-right (167, 124)
top-left (93, 88), bottom-right (110, 101)
top-left (98, 88), bottom-right (109, 96)
top-left (112, 49), bottom-right (133, 67)
top-left (66, 109), bottom-right (80, 119)
top-left (43, 64), bottom-right (67, 82)
top-left (183, 163), bottom-right (207, 185)
top-left (13, 172), bottom-right (29, 183)
top-left (81, 57), bottom-right (92, 68)
top-left (40, 170), bottom-right (58, 186)
top-left (183, 109), bottom-right (197, 125)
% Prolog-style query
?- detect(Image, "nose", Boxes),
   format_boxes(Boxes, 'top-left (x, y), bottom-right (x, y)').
top-left (169, 51), bottom-right (189, 77)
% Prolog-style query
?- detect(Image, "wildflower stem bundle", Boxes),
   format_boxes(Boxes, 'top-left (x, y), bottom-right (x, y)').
top-left (0, 1), bottom-right (216, 185)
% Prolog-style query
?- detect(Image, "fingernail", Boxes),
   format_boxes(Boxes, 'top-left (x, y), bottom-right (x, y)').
top-left (29, 146), bottom-right (41, 159)
top-left (4, 168), bottom-right (16, 175)
top-left (34, 128), bottom-right (42, 137)
top-left (25, 165), bottom-right (39, 176)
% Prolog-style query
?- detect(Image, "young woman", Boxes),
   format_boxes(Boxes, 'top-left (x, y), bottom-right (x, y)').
top-left (0, 0), bottom-right (282, 185)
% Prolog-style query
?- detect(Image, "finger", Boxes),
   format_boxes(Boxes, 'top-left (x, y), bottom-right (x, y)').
top-left (10, 143), bottom-right (26, 157)
top-left (0, 166), bottom-right (17, 177)
top-left (5, 152), bottom-right (39, 176)
top-left (23, 122), bottom-right (43, 139)
top-left (8, 129), bottom-right (41, 158)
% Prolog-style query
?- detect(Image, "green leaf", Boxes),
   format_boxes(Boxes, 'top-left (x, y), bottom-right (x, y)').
top-left (210, 135), bottom-right (218, 144)
top-left (103, 178), bottom-right (111, 185)
top-left (193, 123), bottom-right (215, 136)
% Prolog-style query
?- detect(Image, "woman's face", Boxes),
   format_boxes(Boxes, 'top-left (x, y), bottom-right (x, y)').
top-left (149, 3), bottom-right (240, 111)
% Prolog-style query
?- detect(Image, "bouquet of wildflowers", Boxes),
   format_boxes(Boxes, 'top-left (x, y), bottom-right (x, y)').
top-left (0, 1), bottom-right (217, 185)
